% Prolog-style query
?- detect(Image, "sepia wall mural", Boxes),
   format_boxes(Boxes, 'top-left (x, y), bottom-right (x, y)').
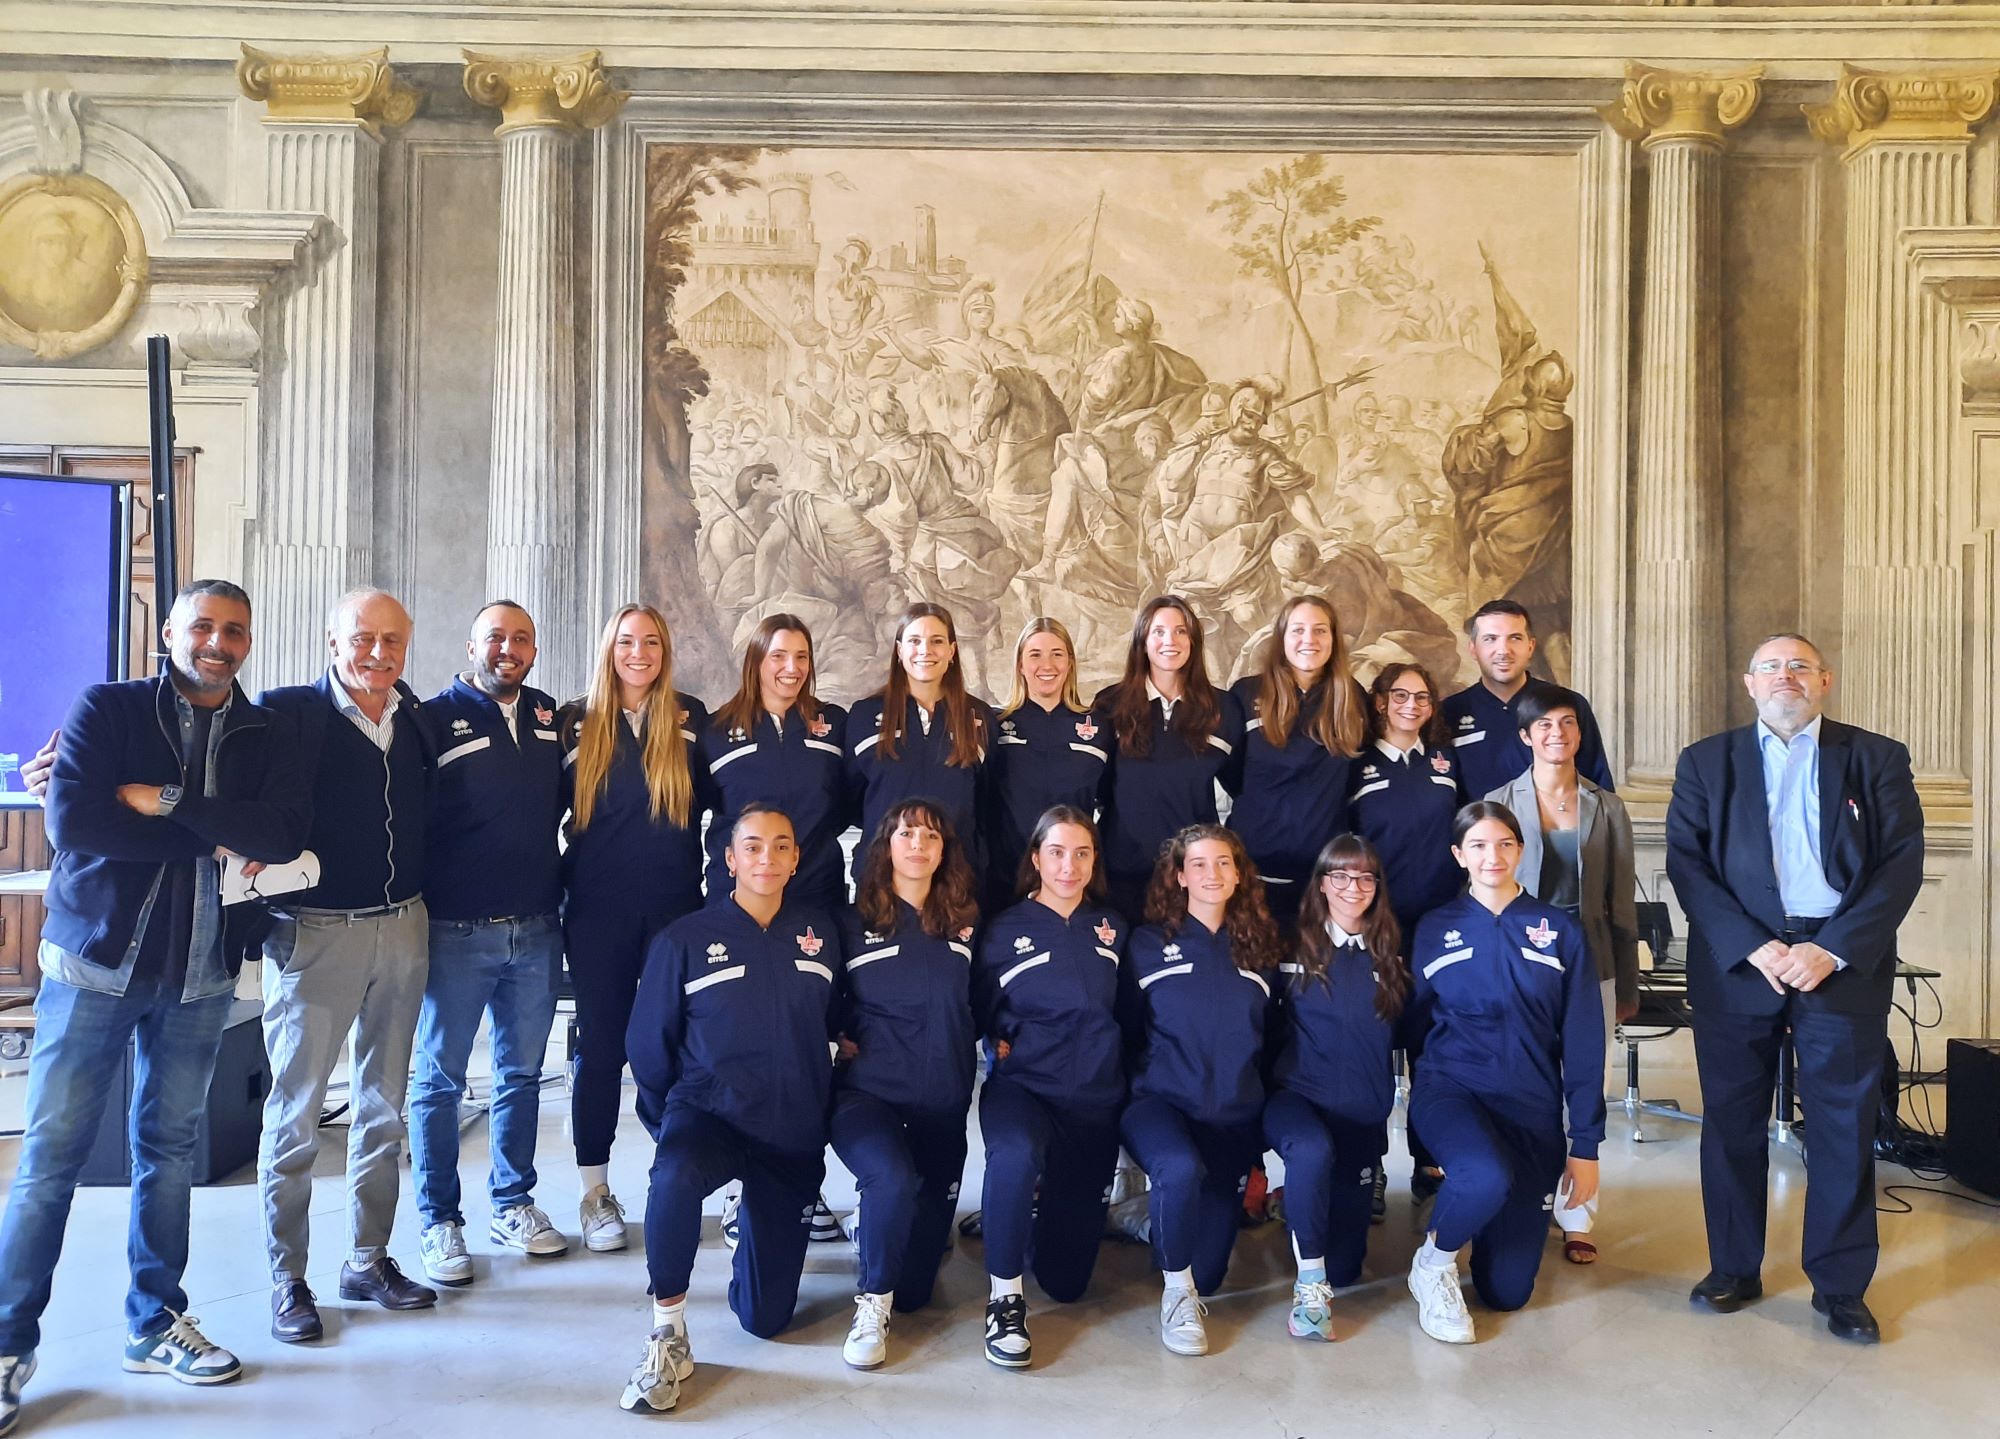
top-left (640, 145), bottom-right (1581, 702)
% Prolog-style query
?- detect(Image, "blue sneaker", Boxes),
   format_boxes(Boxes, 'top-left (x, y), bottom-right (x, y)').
top-left (1288, 1278), bottom-right (1336, 1341)
top-left (122, 1313), bottom-right (242, 1385)
top-left (1, 1353), bottom-right (36, 1436)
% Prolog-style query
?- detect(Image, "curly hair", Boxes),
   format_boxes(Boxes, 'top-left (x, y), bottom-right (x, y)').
top-left (1140, 824), bottom-right (1283, 974)
top-left (1294, 833), bottom-right (1409, 1021)
top-left (854, 798), bottom-right (980, 939)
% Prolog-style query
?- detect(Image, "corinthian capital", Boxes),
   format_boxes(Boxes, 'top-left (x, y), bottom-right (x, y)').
top-left (1602, 63), bottom-right (1763, 147)
top-left (1805, 65), bottom-right (2000, 153)
top-left (463, 50), bottom-right (628, 134)
top-left (236, 44), bottom-right (421, 132)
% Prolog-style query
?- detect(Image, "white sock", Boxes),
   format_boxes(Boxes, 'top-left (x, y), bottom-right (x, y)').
top-left (581, 1164), bottom-right (610, 1194)
top-left (1416, 1236), bottom-right (1459, 1272)
top-left (652, 1297), bottom-right (686, 1331)
top-left (990, 1274), bottom-right (1024, 1300)
top-left (1296, 1258), bottom-right (1327, 1284)
top-left (1163, 1267), bottom-right (1195, 1293)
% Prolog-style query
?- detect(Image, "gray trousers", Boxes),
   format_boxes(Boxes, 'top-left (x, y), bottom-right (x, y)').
top-left (258, 900), bottom-right (429, 1281)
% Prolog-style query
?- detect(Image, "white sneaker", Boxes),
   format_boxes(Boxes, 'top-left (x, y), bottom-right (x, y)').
top-left (0, 1353), bottom-right (35, 1435)
top-left (842, 1294), bottom-right (892, 1370)
top-left (1160, 1287), bottom-right (1209, 1356)
top-left (491, 1203), bottom-right (569, 1257)
top-left (121, 1312), bottom-right (242, 1385)
top-left (419, 1221), bottom-right (474, 1286)
top-left (719, 1188), bottom-right (741, 1250)
top-left (1408, 1252), bottom-right (1476, 1344)
top-left (580, 1186), bottom-right (629, 1253)
top-left (618, 1327), bottom-right (690, 1413)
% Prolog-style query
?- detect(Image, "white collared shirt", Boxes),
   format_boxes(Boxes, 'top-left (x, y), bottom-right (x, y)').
top-left (622, 707), bottom-right (642, 738)
top-left (1375, 736), bottom-right (1425, 765)
top-left (1326, 920), bottom-right (1365, 948)
top-left (1146, 677), bottom-right (1180, 722)
top-left (331, 670), bottom-right (400, 753)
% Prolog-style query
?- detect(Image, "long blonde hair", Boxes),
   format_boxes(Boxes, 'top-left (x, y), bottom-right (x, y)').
top-left (998, 616), bottom-right (1086, 720)
top-left (570, 604), bottom-right (694, 831)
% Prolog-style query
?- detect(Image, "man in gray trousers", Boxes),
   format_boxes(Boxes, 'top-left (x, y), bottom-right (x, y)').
top-left (254, 589), bottom-right (438, 1341)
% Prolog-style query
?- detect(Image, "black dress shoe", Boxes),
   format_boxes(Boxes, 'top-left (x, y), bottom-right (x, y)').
top-left (1812, 1292), bottom-right (1881, 1344)
top-left (1689, 1270), bottom-right (1763, 1313)
top-left (338, 1257), bottom-right (438, 1311)
top-left (272, 1279), bottom-right (323, 1342)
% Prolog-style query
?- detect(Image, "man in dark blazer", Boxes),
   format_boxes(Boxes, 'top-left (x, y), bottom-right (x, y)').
top-left (1666, 633), bottom-right (1923, 1344)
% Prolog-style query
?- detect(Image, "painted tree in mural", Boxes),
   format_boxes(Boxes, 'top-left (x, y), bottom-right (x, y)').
top-left (1210, 154), bottom-right (1381, 430)
top-left (642, 142), bottom-right (766, 674)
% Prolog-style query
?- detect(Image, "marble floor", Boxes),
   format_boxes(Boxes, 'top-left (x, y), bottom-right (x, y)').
top-left (2, 1029), bottom-right (1997, 1439)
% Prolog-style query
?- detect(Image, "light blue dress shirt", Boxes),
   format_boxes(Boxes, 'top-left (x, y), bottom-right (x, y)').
top-left (1758, 716), bottom-right (1844, 920)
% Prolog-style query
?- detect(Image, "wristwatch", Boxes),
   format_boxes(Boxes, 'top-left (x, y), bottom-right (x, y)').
top-left (158, 784), bottom-right (184, 815)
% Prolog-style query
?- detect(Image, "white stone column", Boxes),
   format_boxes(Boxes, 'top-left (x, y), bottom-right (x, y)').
top-left (465, 50), bottom-right (626, 701)
top-left (1608, 65), bottom-right (1761, 785)
top-left (236, 45), bottom-right (417, 688)
top-left (1808, 67), bottom-right (1998, 787)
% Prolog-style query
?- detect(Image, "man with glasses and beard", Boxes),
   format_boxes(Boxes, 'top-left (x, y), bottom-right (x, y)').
top-left (0, 581), bottom-right (306, 1431)
top-left (1666, 634), bottom-right (1923, 1345)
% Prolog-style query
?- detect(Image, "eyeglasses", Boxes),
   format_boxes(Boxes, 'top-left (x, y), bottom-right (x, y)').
top-left (1324, 871), bottom-right (1379, 890)
top-left (1385, 689), bottom-right (1434, 706)
top-left (1750, 659), bottom-right (1822, 677)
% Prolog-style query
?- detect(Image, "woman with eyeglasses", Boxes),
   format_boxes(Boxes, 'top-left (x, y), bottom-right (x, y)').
top-left (1119, 825), bottom-right (1283, 1356)
top-left (1263, 835), bottom-right (1412, 1341)
top-left (1401, 801), bottom-right (1605, 1346)
top-left (1484, 683), bottom-right (1639, 1264)
top-left (1224, 596), bottom-right (1369, 928)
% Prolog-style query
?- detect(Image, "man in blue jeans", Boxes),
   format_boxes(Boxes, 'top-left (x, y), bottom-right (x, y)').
top-left (0, 580), bottom-right (306, 1435)
top-left (410, 601), bottom-right (569, 1286)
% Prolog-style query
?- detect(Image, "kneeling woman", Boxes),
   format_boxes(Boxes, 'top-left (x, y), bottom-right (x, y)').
top-left (1120, 825), bottom-right (1283, 1356)
top-left (1263, 834), bottom-right (1411, 1342)
top-left (620, 805), bottom-right (843, 1413)
top-left (972, 806), bottom-right (1127, 1369)
top-left (829, 801), bottom-right (980, 1370)
top-left (1403, 801), bottom-right (1605, 1345)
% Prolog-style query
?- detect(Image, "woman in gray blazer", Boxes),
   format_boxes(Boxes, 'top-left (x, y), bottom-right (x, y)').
top-left (1485, 683), bottom-right (1638, 1264)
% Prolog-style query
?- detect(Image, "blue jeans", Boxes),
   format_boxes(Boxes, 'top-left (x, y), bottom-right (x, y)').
top-left (0, 975), bottom-right (232, 1354)
top-left (408, 915), bottom-right (561, 1227)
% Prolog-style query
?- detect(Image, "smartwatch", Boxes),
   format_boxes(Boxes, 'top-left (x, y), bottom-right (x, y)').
top-left (158, 784), bottom-right (184, 815)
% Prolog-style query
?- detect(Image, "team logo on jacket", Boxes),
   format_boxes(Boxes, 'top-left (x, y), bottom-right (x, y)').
top-left (1361, 763), bottom-right (1379, 780)
top-left (1444, 929), bottom-right (1461, 947)
top-left (1094, 919), bottom-right (1115, 945)
top-left (1431, 753), bottom-right (1452, 774)
top-left (1000, 718), bottom-right (1017, 735)
top-left (1163, 942), bottom-right (1182, 962)
top-left (534, 704), bottom-right (554, 727)
top-left (1075, 717), bottom-right (1099, 741)
top-left (958, 925), bottom-right (976, 943)
top-left (728, 725), bottom-right (748, 743)
top-left (1526, 919), bottom-right (1556, 950)
top-left (797, 927), bottom-right (824, 957)
top-left (863, 930), bottom-right (887, 945)
top-left (809, 717), bottom-right (832, 738)
top-left (1013, 935), bottom-right (1034, 954)
top-left (451, 717), bottom-right (473, 736)
top-left (704, 942), bottom-right (730, 964)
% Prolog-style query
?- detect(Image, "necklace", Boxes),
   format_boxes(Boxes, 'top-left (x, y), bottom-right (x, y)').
top-left (1535, 784), bottom-right (1573, 815)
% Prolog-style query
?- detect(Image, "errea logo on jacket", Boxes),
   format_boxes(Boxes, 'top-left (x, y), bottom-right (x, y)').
top-left (1013, 934), bottom-right (1034, 954)
top-left (704, 942), bottom-right (730, 965)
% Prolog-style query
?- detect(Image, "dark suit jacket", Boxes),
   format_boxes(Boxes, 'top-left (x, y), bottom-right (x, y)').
top-left (1665, 717), bottom-right (1923, 1017)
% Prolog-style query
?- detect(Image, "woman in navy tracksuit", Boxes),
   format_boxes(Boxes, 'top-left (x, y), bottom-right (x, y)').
top-left (1348, 661), bottom-right (1464, 1202)
top-left (972, 804), bottom-right (1126, 1370)
top-left (620, 804), bottom-right (843, 1414)
top-left (559, 604), bottom-right (709, 1252)
top-left (695, 613), bottom-right (850, 910)
top-left (1095, 596), bottom-right (1245, 921)
top-left (1402, 801), bottom-right (1606, 1345)
top-left (1263, 833), bottom-right (1413, 1342)
top-left (828, 799), bottom-right (981, 1370)
top-left (1226, 596), bottom-right (1370, 929)
top-left (1120, 824), bottom-right (1283, 1356)
top-left (846, 603), bottom-right (991, 885)
top-left (984, 617), bottom-right (1108, 913)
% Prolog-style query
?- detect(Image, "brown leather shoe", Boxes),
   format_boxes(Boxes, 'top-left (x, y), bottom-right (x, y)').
top-left (272, 1279), bottom-right (323, 1342)
top-left (338, 1257), bottom-right (437, 1311)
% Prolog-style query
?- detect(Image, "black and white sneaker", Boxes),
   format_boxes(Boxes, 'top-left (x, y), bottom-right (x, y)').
top-left (808, 1194), bottom-right (845, 1243)
top-left (1370, 1166), bottom-right (1388, 1224)
top-left (719, 1188), bottom-right (741, 1250)
top-left (984, 1295), bottom-right (1032, 1369)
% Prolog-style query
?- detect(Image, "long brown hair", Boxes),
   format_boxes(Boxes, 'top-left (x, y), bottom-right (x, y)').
top-left (1103, 596), bottom-right (1219, 758)
top-left (1368, 661), bottom-right (1452, 750)
top-left (1255, 595), bottom-right (1366, 756)
top-left (997, 615), bottom-right (1087, 719)
top-left (854, 799), bottom-right (980, 939)
top-left (1141, 824), bottom-right (1283, 974)
top-left (1295, 833), bottom-right (1409, 1021)
top-left (714, 613), bottom-right (822, 739)
top-left (1013, 804), bottom-right (1107, 902)
top-left (569, 604), bottom-right (694, 831)
top-left (875, 603), bottom-right (984, 767)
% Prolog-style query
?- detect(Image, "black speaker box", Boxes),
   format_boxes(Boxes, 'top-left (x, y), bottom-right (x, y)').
top-left (80, 997), bottom-right (269, 1187)
top-left (1945, 1037), bottom-right (2000, 1198)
